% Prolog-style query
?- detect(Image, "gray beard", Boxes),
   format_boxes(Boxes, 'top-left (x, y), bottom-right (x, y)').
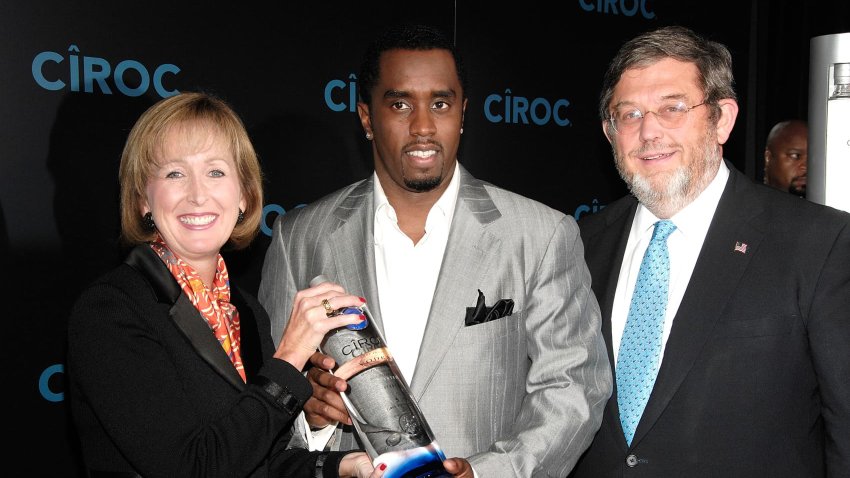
top-left (614, 129), bottom-right (720, 218)
top-left (627, 167), bottom-right (691, 218)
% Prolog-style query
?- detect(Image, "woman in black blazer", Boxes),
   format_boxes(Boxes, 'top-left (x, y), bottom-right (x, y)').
top-left (67, 92), bottom-right (376, 478)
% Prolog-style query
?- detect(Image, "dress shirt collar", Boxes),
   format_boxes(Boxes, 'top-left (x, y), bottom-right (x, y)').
top-left (372, 162), bottom-right (461, 239)
top-left (633, 161), bottom-right (729, 238)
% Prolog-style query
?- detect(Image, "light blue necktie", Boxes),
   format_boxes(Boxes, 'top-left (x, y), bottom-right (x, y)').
top-left (616, 219), bottom-right (676, 446)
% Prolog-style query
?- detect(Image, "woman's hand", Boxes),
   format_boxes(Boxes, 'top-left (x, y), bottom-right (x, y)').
top-left (338, 452), bottom-right (383, 478)
top-left (339, 453), bottom-right (472, 478)
top-left (274, 281), bottom-right (365, 370)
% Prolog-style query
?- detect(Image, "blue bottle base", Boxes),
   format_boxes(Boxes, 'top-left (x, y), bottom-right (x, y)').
top-left (375, 443), bottom-right (451, 478)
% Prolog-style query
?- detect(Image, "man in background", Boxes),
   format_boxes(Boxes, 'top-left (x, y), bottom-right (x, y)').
top-left (764, 119), bottom-right (808, 197)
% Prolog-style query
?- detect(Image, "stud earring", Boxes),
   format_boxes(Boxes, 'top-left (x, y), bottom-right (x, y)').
top-left (460, 127), bottom-right (464, 134)
top-left (143, 212), bottom-right (156, 230)
top-left (365, 131), bottom-right (373, 140)
top-left (237, 208), bottom-right (245, 224)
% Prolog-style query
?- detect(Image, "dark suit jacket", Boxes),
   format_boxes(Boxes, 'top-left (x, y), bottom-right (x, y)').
top-left (67, 245), bottom-right (348, 478)
top-left (570, 165), bottom-right (850, 477)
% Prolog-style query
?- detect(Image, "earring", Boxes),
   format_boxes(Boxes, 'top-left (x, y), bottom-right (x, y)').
top-left (143, 212), bottom-right (156, 230)
top-left (460, 127), bottom-right (464, 134)
top-left (365, 131), bottom-right (373, 140)
top-left (237, 208), bottom-right (245, 224)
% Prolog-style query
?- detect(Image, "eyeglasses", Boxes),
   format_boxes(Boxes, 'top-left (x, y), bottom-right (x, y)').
top-left (608, 101), bottom-right (707, 134)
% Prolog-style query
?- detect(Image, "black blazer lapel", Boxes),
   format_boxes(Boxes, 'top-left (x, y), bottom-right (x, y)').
top-left (125, 245), bottom-right (246, 391)
top-left (231, 287), bottom-right (263, 383)
top-left (581, 195), bottom-right (637, 365)
top-left (632, 166), bottom-right (765, 445)
top-left (169, 297), bottom-right (246, 390)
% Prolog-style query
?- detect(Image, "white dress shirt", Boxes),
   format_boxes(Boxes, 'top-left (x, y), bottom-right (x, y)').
top-left (374, 163), bottom-right (460, 383)
top-left (611, 162), bottom-right (729, 365)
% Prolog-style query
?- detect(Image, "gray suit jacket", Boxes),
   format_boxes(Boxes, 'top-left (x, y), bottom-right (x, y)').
top-left (259, 165), bottom-right (612, 477)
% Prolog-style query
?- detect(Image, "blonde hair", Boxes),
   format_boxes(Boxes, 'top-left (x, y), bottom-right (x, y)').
top-left (119, 92), bottom-right (262, 249)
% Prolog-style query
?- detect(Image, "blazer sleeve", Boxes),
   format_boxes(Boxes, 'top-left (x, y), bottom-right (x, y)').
top-left (258, 214), bottom-right (300, 346)
top-left (807, 217), bottom-right (850, 475)
top-left (468, 216), bottom-right (613, 477)
top-left (67, 278), bottom-right (337, 478)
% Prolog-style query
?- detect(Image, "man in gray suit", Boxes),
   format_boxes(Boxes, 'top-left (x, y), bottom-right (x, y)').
top-left (259, 24), bottom-right (611, 477)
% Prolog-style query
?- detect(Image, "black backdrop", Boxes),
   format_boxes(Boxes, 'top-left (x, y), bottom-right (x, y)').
top-left (1, 1), bottom-right (847, 475)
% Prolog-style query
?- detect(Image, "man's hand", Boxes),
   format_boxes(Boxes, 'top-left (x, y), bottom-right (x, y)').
top-left (305, 351), bottom-right (352, 427)
top-left (443, 458), bottom-right (474, 477)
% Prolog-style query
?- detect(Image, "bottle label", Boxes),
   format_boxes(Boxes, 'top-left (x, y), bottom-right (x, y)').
top-left (334, 346), bottom-right (392, 380)
top-left (318, 301), bottom-right (447, 476)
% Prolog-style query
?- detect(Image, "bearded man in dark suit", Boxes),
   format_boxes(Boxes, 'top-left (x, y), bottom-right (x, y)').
top-left (570, 26), bottom-right (850, 478)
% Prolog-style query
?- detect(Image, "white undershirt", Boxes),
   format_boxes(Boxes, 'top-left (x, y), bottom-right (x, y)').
top-left (374, 163), bottom-right (460, 383)
top-left (611, 162), bottom-right (729, 365)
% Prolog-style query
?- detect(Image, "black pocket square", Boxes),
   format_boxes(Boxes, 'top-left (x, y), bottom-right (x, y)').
top-left (465, 289), bottom-right (514, 326)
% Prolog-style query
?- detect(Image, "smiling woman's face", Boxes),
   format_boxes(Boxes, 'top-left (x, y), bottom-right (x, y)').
top-left (141, 123), bottom-right (245, 267)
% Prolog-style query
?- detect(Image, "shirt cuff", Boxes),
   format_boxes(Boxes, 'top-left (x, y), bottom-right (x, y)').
top-left (299, 411), bottom-right (338, 451)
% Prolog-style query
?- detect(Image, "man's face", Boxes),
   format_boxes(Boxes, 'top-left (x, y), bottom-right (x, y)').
top-left (764, 123), bottom-right (808, 197)
top-left (603, 58), bottom-right (737, 217)
top-left (358, 48), bottom-right (466, 199)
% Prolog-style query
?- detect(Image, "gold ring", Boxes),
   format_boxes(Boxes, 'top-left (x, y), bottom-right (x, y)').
top-left (321, 299), bottom-right (334, 317)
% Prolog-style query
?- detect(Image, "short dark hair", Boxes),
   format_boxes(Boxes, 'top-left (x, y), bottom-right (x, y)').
top-left (358, 24), bottom-right (467, 106)
top-left (599, 26), bottom-right (736, 126)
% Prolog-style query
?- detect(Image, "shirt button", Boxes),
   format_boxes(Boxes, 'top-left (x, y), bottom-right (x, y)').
top-left (626, 454), bottom-right (639, 467)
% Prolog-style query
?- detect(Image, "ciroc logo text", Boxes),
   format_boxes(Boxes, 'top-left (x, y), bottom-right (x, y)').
top-left (485, 89), bottom-right (570, 126)
top-left (342, 336), bottom-right (381, 358)
top-left (579, 0), bottom-right (656, 18)
top-left (33, 44), bottom-right (180, 98)
top-left (325, 74), bottom-right (359, 112)
top-left (573, 199), bottom-right (606, 220)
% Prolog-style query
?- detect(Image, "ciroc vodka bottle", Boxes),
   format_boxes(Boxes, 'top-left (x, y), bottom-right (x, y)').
top-left (310, 275), bottom-right (450, 478)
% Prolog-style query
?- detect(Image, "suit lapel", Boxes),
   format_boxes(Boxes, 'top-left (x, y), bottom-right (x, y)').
top-left (410, 167), bottom-right (502, 399)
top-left (632, 167), bottom-right (765, 446)
top-left (232, 288), bottom-right (263, 382)
top-left (125, 245), bottom-right (246, 391)
top-left (170, 296), bottom-right (246, 390)
top-left (585, 199), bottom-right (637, 362)
top-left (325, 178), bottom-right (386, 334)
top-left (582, 198), bottom-right (637, 450)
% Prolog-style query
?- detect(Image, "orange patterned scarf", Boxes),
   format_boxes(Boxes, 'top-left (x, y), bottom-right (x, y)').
top-left (150, 237), bottom-right (246, 382)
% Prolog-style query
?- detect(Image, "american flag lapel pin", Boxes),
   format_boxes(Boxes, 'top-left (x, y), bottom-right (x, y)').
top-left (734, 241), bottom-right (748, 254)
